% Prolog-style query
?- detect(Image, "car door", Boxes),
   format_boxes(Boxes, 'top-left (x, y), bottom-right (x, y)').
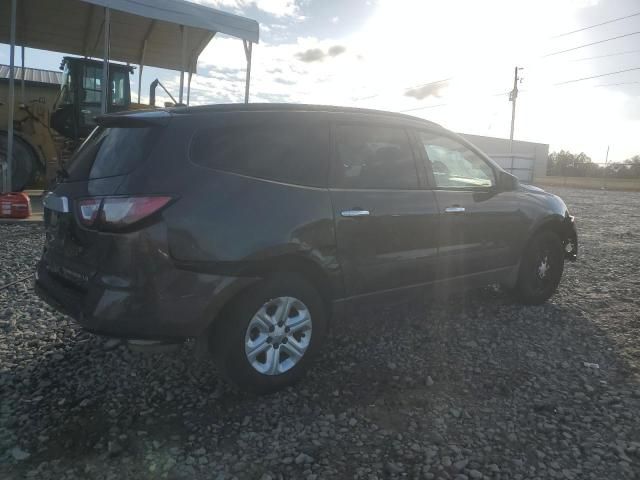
top-left (414, 129), bottom-right (524, 279)
top-left (329, 120), bottom-right (440, 297)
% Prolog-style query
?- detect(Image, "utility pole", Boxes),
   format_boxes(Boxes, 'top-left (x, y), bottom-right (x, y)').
top-left (509, 66), bottom-right (522, 141)
top-left (603, 145), bottom-right (610, 190)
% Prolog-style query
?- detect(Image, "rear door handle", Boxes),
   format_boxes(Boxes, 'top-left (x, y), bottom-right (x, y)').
top-left (341, 209), bottom-right (370, 217)
top-left (444, 206), bottom-right (465, 213)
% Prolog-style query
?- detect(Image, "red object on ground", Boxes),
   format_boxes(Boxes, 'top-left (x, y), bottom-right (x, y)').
top-left (0, 192), bottom-right (32, 219)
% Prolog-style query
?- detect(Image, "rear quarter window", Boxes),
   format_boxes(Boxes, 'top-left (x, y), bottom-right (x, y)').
top-left (66, 126), bottom-right (159, 181)
top-left (190, 121), bottom-right (329, 187)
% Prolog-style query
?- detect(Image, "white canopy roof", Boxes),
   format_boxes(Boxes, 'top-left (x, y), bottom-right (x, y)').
top-left (0, 0), bottom-right (259, 73)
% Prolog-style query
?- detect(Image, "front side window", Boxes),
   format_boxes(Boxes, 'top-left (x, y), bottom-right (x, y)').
top-left (332, 124), bottom-right (418, 189)
top-left (419, 132), bottom-right (495, 188)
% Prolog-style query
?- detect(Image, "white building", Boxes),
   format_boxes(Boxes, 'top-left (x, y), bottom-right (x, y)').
top-left (461, 133), bottom-right (549, 183)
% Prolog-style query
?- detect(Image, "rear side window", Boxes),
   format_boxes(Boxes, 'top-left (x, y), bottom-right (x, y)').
top-left (331, 124), bottom-right (418, 189)
top-left (190, 122), bottom-right (329, 187)
top-left (66, 126), bottom-right (159, 180)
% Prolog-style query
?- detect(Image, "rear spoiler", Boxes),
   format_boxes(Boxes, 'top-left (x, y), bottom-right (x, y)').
top-left (95, 110), bottom-right (171, 128)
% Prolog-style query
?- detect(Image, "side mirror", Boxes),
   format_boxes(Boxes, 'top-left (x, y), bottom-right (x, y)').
top-left (497, 171), bottom-right (519, 192)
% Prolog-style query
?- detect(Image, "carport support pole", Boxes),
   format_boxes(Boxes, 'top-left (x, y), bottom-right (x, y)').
top-left (179, 26), bottom-right (187, 105)
top-left (138, 40), bottom-right (147, 104)
top-left (101, 7), bottom-right (111, 114)
top-left (137, 64), bottom-right (144, 103)
top-left (3, 0), bottom-right (17, 193)
top-left (21, 46), bottom-right (25, 104)
top-left (243, 40), bottom-right (252, 104)
top-left (187, 71), bottom-right (193, 106)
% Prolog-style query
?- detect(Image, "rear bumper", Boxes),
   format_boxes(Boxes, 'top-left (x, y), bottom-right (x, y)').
top-left (35, 257), bottom-right (257, 341)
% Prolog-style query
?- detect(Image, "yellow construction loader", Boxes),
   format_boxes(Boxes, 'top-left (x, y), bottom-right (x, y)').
top-left (0, 56), bottom-right (167, 190)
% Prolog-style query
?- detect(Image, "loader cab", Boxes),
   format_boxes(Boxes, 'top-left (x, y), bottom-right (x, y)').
top-left (51, 57), bottom-right (133, 140)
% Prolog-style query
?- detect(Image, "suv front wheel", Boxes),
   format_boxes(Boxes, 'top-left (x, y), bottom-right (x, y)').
top-left (513, 230), bottom-right (565, 305)
top-left (211, 273), bottom-right (327, 393)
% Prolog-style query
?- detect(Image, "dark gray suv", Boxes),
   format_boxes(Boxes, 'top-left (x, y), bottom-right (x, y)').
top-left (36, 104), bottom-right (578, 393)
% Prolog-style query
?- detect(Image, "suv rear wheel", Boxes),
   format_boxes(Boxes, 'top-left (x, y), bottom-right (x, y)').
top-left (513, 230), bottom-right (564, 305)
top-left (211, 273), bottom-right (327, 393)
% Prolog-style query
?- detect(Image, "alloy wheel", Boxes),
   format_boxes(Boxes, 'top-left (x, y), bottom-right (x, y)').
top-left (244, 296), bottom-right (312, 375)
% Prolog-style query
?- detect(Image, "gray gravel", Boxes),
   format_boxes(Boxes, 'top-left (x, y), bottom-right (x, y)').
top-left (1, 187), bottom-right (640, 479)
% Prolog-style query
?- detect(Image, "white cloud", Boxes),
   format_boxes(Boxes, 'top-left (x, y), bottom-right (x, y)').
top-left (178, 0), bottom-right (637, 161)
top-left (190, 0), bottom-right (300, 18)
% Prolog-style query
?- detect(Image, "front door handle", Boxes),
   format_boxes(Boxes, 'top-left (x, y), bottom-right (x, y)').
top-left (444, 206), bottom-right (465, 213)
top-left (341, 209), bottom-right (370, 217)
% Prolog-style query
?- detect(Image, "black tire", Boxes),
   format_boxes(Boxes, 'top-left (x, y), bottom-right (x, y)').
top-left (513, 230), bottom-right (564, 305)
top-left (0, 132), bottom-right (40, 191)
top-left (210, 273), bottom-right (327, 394)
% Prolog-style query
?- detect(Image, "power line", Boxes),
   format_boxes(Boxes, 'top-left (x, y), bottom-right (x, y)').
top-left (595, 80), bottom-right (640, 87)
top-left (552, 11), bottom-right (640, 38)
top-left (554, 67), bottom-right (640, 85)
top-left (400, 102), bottom-right (450, 113)
top-left (543, 31), bottom-right (640, 57)
top-left (571, 48), bottom-right (640, 61)
top-left (399, 72), bottom-right (640, 113)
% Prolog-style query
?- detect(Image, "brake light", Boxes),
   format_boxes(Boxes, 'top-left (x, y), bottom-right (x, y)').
top-left (76, 196), bottom-right (173, 230)
top-left (78, 198), bottom-right (102, 226)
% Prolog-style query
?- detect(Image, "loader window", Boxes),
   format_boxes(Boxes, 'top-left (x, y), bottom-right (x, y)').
top-left (78, 66), bottom-right (128, 107)
top-left (58, 63), bottom-right (73, 106)
top-left (82, 65), bottom-right (102, 104)
top-left (110, 70), bottom-right (127, 106)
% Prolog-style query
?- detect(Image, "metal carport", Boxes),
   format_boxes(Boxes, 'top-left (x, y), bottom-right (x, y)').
top-left (1, 0), bottom-right (259, 192)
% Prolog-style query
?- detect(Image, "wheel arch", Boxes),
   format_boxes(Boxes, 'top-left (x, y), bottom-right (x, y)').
top-left (250, 254), bottom-right (337, 312)
top-left (529, 215), bottom-right (567, 243)
top-left (202, 253), bottom-right (340, 336)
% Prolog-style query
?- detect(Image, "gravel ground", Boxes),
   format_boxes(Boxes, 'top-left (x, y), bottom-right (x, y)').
top-left (1, 187), bottom-right (639, 480)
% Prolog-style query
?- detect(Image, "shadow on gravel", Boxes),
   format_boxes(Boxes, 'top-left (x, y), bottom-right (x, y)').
top-left (2, 285), bottom-right (639, 479)
top-left (4, 188), bottom-right (640, 478)
top-left (320, 287), bottom-right (638, 426)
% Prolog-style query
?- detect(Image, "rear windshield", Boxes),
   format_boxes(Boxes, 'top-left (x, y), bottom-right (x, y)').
top-left (65, 126), bottom-right (160, 181)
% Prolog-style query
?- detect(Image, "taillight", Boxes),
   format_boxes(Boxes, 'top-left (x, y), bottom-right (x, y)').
top-left (78, 198), bottom-right (102, 226)
top-left (76, 196), bottom-right (173, 231)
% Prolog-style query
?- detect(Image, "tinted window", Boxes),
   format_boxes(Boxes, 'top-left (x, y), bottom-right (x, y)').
top-left (65, 126), bottom-right (159, 180)
top-left (332, 125), bottom-right (418, 189)
top-left (190, 122), bottom-right (329, 187)
top-left (419, 132), bottom-right (495, 188)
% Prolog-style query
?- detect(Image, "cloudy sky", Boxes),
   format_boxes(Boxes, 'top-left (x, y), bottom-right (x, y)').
top-left (2, 0), bottom-right (639, 162)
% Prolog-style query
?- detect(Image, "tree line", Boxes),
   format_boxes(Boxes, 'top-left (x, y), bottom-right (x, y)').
top-left (547, 150), bottom-right (640, 178)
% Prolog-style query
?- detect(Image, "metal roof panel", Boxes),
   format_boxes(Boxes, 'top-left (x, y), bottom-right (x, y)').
top-left (0, 0), bottom-right (259, 73)
top-left (0, 65), bottom-right (63, 85)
